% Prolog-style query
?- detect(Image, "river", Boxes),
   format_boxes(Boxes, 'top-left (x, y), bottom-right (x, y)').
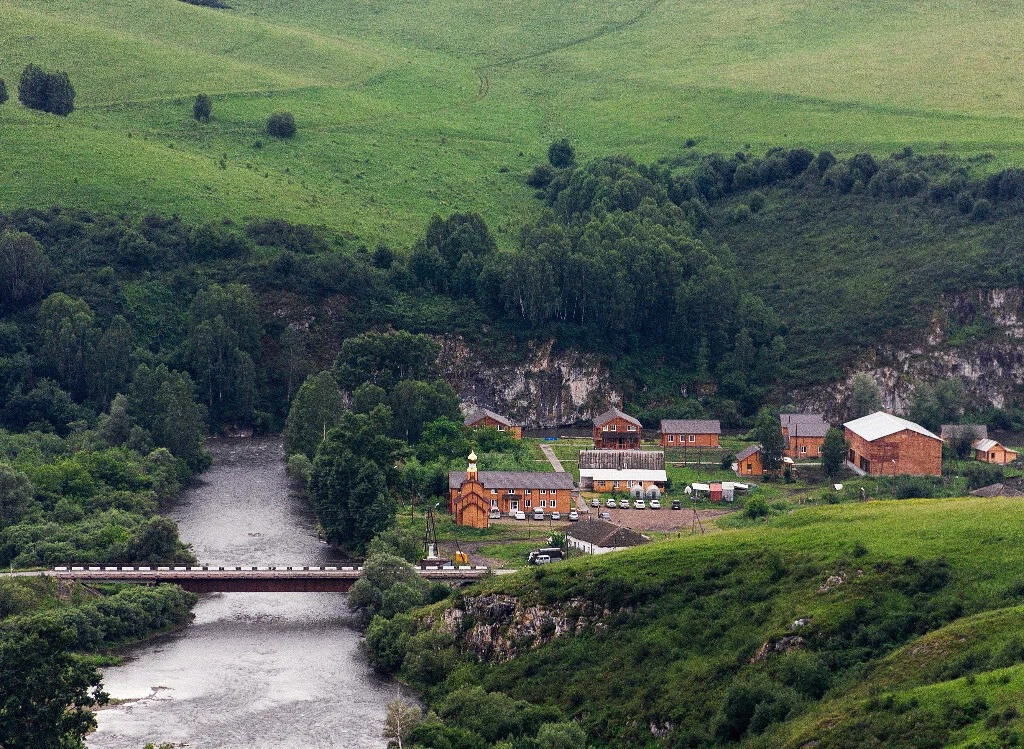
top-left (89, 438), bottom-right (394, 749)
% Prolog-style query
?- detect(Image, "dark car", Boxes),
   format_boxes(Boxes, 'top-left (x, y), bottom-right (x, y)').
top-left (671, 499), bottom-right (681, 510)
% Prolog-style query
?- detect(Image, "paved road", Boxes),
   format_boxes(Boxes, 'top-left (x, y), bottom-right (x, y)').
top-left (540, 443), bottom-right (566, 472)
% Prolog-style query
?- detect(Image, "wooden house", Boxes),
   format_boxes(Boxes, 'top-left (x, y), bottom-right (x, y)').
top-left (448, 456), bottom-right (575, 526)
top-left (780, 413), bottom-right (829, 459)
top-left (734, 444), bottom-right (764, 477)
top-left (659, 419), bottom-right (720, 447)
top-left (973, 439), bottom-right (1019, 465)
top-left (464, 407), bottom-right (522, 439)
top-left (843, 412), bottom-right (942, 477)
top-left (592, 407), bottom-right (643, 450)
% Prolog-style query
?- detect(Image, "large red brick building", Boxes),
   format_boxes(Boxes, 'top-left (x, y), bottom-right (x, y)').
top-left (780, 413), bottom-right (829, 459)
top-left (843, 412), bottom-right (942, 477)
top-left (449, 455), bottom-right (575, 527)
top-left (593, 407), bottom-right (643, 450)
top-left (659, 419), bottom-right (720, 447)
top-left (464, 407), bottom-right (522, 439)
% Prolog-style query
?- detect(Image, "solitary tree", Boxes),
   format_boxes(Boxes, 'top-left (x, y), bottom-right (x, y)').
top-left (193, 93), bottom-right (212, 122)
top-left (382, 696), bottom-right (422, 748)
top-left (17, 64), bottom-right (74, 116)
top-left (266, 111), bottom-right (296, 138)
top-left (821, 427), bottom-right (848, 478)
top-left (753, 406), bottom-right (785, 476)
top-left (547, 137), bottom-right (576, 168)
top-left (847, 373), bottom-right (882, 419)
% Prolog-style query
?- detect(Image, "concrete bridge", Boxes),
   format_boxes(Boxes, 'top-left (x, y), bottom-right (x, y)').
top-left (12, 564), bottom-right (494, 593)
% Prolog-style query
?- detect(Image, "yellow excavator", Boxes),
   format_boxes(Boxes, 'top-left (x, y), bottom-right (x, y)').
top-left (423, 503), bottom-right (469, 566)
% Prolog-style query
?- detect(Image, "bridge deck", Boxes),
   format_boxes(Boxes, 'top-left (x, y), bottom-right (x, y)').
top-left (13, 565), bottom-right (493, 593)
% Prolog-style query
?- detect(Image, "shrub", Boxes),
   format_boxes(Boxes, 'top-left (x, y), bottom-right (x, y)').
top-left (193, 93), bottom-right (212, 122)
top-left (745, 497), bottom-right (769, 519)
top-left (970, 198), bottom-right (992, 221)
top-left (266, 111), bottom-right (296, 138)
top-left (527, 163), bottom-right (555, 189)
top-left (285, 453), bottom-right (311, 485)
top-left (18, 65), bottom-right (75, 116)
top-left (179, 0), bottom-right (231, 7)
top-left (547, 138), bottom-right (575, 169)
top-left (748, 191), bottom-right (766, 212)
top-left (0, 79), bottom-right (7, 107)
top-left (962, 461), bottom-right (1004, 490)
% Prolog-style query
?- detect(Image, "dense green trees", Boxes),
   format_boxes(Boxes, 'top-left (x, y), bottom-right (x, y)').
top-left (547, 138), bottom-right (576, 169)
top-left (193, 93), bottom-right (212, 122)
top-left (753, 407), bottom-right (785, 475)
top-left (267, 111), bottom-right (296, 138)
top-left (18, 64), bottom-right (75, 116)
top-left (821, 427), bottom-right (848, 478)
top-left (335, 331), bottom-right (441, 391)
top-left (0, 232), bottom-right (48, 311)
top-left (847, 374), bottom-right (883, 419)
top-left (284, 371), bottom-right (344, 459)
top-left (907, 379), bottom-right (965, 431)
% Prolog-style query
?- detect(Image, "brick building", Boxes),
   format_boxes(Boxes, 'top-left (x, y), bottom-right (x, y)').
top-left (780, 413), bottom-right (829, 459)
top-left (464, 407), bottom-right (522, 439)
top-left (448, 456), bottom-right (575, 526)
top-left (659, 419), bottom-right (720, 447)
top-left (734, 444), bottom-right (764, 477)
top-left (843, 412), bottom-right (942, 477)
top-left (592, 407), bottom-right (643, 450)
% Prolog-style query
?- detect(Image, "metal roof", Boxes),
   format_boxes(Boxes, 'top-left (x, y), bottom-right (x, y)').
top-left (843, 411), bottom-right (940, 442)
top-left (779, 413), bottom-right (829, 438)
top-left (593, 407), bottom-right (642, 428)
top-left (660, 419), bottom-right (721, 434)
top-left (579, 469), bottom-right (667, 482)
top-left (464, 407), bottom-right (514, 428)
top-left (449, 471), bottom-right (575, 491)
top-left (735, 444), bottom-right (761, 461)
top-left (566, 519), bottom-right (648, 548)
top-left (974, 439), bottom-right (1000, 452)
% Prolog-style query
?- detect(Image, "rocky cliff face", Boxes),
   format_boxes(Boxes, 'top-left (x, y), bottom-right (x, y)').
top-left (797, 288), bottom-right (1024, 418)
top-left (432, 592), bottom-right (613, 663)
top-left (436, 337), bottom-right (619, 428)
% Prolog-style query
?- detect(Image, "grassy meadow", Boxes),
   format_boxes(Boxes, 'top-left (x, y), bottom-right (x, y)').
top-left (5, 0), bottom-right (1024, 243)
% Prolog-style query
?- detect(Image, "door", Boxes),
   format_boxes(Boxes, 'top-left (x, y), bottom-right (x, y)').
top-left (510, 500), bottom-right (519, 511)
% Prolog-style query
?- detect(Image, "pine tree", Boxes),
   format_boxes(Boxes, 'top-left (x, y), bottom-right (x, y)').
top-left (821, 427), bottom-right (848, 478)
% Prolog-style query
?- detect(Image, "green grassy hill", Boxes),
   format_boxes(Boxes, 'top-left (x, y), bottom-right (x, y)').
top-left (5, 0), bottom-right (1024, 243)
top-left (374, 496), bottom-right (1024, 747)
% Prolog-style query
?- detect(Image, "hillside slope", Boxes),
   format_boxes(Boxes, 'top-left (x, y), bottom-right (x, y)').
top-left (5, 0), bottom-right (1024, 241)
top-left (376, 497), bottom-right (1024, 747)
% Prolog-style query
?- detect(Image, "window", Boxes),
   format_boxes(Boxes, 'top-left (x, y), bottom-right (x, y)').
top-left (688, 434), bottom-right (696, 443)
top-left (525, 489), bottom-right (532, 495)
top-left (608, 425), bottom-right (617, 432)
top-left (746, 463), bottom-right (753, 472)
top-left (800, 445), bottom-right (807, 454)
top-left (540, 499), bottom-right (547, 508)
top-left (628, 426), bottom-right (637, 432)
top-left (490, 499), bottom-right (498, 509)
top-left (613, 481), bottom-right (620, 488)
top-left (497, 425), bottom-right (506, 432)
top-left (539, 489), bottom-right (547, 495)
top-left (667, 435), bottom-right (675, 442)
top-left (525, 499), bottom-right (532, 508)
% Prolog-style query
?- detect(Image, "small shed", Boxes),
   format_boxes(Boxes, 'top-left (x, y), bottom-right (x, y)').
top-left (709, 483), bottom-right (723, 502)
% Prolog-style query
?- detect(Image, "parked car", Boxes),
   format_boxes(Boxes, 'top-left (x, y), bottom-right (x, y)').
top-left (533, 554), bottom-right (551, 564)
top-left (606, 499), bottom-right (617, 508)
top-left (599, 511), bottom-right (611, 520)
top-left (551, 512), bottom-right (561, 520)
top-left (634, 499), bottom-right (646, 510)
top-left (533, 509), bottom-right (544, 520)
top-left (649, 499), bottom-right (661, 510)
top-left (489, 508), bottom-right (501, 519)
top-left (671, 499), bottom-right (681, 510)
top-left (590, 498), bottom-right (600, 507)
top-left (514, 510), bottom-right (526, 520)
top-left (618, 499), bottom-right (630, 509)
top-left (568, 510), bottom-right (579, 521)
top-left (529, 547), bottom-right (563, 562)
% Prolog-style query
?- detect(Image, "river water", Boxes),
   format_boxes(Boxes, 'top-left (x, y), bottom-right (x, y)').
top-left (89, 438), bottom-right (393, 749)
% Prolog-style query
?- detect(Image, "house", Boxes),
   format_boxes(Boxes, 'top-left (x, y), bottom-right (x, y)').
top-left (940, 424), bottom-right (988, 443)
top-left (578, 468), bottom-right (667, 493)
top-left (843, 412), bottom-right (942, 476)
top-left (973, 439), bottom-right (1018, 465)
top-left (780, 413), bottom-right (829, 458)
top-left (592, 407), bottom-right (643, 450)
top-left (463, 407), bottom-right (522, 439)
top-left (448, 454), bottom-right (575, 527)
top-left (659, 419), bottom-right (720, 447)
top-left (734, 444), bottom-right (764, 477)
top-left (566, 518), bottom-right (649, 555)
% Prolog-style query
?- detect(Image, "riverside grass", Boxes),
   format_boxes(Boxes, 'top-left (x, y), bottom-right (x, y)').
top-left (5, 0), bottom-right (1024, 243)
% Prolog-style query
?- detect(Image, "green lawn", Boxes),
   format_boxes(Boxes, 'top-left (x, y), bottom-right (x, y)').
top-left (5, 0), bottom-right (1024, 243)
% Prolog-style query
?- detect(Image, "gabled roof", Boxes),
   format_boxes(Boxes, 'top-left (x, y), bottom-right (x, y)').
top-left (464, 407), bottom-right (513, 428)
top-left (941, 424), bottom-right (988, 441)
top-left (660, 419), bottom-right (721, 434)
top-left (974, 438), bottom-right (1000, 452)
top-left (735, 444), bottom-right (761, 461)
top-left (579, 469), bottom-right (667, 482)
top-left (449, 471), bottom-right (575, 491)
top-left (843, 412), bottom-right (940, 442)
top-left (593, 407), bottom-right (642, 428)
top-left (566, 518), bottom-right (648, 548)
top-left (779, 413), bottom-right (829, 438)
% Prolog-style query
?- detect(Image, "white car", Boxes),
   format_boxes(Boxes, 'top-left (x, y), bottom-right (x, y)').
top-left (568, 510), bottom-right (579, 521)
top-left (606, 499), bottom-right (617, 508)
top-left (551, 512), bottom-right (561, 520)
top-left (590, 498), bottom-right (600, 508)
top-left (618, 499), bottom-right (630, 509)
top-left (533, 510), bottom-right (544, 520)
top-left (514, 510), bottom-right (526, 520)
top-left (649, 499), bottom-right (661, 509)
top-left (634, 499), bottom-right (646, 510)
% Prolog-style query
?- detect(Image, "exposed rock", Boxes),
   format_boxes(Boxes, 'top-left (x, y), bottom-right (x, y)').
top-left (796, 288), bottom-right (1024, 418)
top-left (436, 336), bottom-right (619, 428)
top-left (751, 635), bottom-right (806, 663)
top-left (790, 617), bottom-right (812, 630)
top-left (437, 593), bottom-right (613, 663)
top-left (818, 574), bottom-right (846, 594)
